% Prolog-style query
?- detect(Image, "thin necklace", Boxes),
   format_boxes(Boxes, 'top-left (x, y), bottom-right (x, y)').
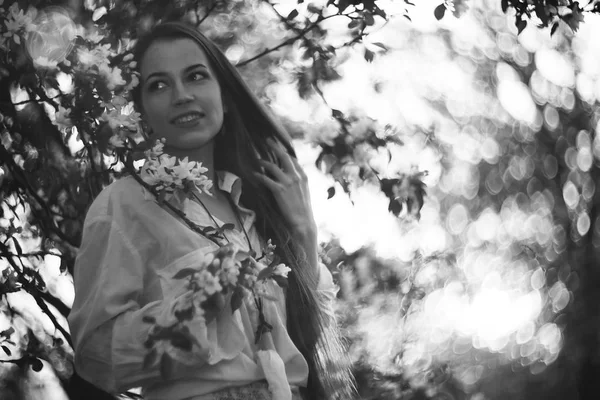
top-left (192, 190), bottom-right (253, 253)
top-left (225, 194), bottom-right (254, 254)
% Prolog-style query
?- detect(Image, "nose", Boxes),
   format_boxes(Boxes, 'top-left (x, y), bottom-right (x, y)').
top-left (172, 81), bottom-right (194, 106)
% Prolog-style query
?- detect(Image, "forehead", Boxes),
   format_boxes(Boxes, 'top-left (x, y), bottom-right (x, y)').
top-left (140, 37), bottom-right (213, 79)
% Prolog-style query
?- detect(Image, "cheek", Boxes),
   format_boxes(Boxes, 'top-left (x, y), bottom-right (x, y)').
top-left (144, 98), bottom-right (168, 123)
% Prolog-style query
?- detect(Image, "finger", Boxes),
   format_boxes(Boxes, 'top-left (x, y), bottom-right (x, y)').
top-left (252, 170), bottom-right (282, 192)
top-left (288, 154), bottom-right (307, 180)
top-left (258, 159), bottom-right (289, 183)
top-left (267, 138), bottom-right (297, 175)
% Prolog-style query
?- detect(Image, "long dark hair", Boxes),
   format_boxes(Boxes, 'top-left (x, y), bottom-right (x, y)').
top-left (131, 21), bottom-right (355, 399)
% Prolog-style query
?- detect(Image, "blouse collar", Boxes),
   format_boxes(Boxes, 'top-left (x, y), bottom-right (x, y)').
top-left (162, 170), bottom-right (243, 209)
top-left (215, 170), bottom-right (242, 206)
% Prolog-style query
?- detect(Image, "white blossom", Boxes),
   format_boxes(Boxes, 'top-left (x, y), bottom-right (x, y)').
top-left (273, 263), bottom-right (291, 278)
top-left (244, 274), bottom-right (258, 287)
top-left (254, 281), bottom-right (269, 297)
top-left (124, 74), bottom-right (140, 91)
top-left (100, 108), bottom-right (140, 131)
top-left (84, 29), bottom-right (104, 44)
top-left (108, 135), bottom-right (126, 149)
top-left (5, 4), bottom-right (36, 34)
top-left (53, 106), bottom-right (73, 131)
top-left (171, 157), bottom-right (196, 181)
top-left (144, 140), bottom-right (165, 159)
top-left (98, 64), bottom-right (125, 90)
top-left (76, 44), bottom-right (112, 68)
top-left (33, 56), bottom-right (58, 69)
top-left (218, 257), bottom-right (240, 286)
top-left (197, 270), bottom-right (222, 296)
top-left (76, 48), bottom-right (99, 66)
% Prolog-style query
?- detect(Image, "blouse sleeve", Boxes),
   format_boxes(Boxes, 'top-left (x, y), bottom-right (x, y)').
top-left (68, 216), bottom-right (212, 394)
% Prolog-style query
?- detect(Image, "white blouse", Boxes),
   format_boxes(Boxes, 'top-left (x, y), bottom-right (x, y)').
top-left (67, 170), bottom-right (337, 400)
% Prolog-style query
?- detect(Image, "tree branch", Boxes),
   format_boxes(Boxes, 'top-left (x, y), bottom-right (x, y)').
top-left (237, 6), bottom-right (345, 67)
top-left (197, 0), bottom-right (219, 26)
top-left (0, 146), bottom-right (78, 248)
top-left (0, 243), bottom-right (73, 348)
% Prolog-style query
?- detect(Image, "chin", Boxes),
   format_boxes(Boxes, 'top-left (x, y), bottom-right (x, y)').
top-left (173, 135), bottom-right (217, 150)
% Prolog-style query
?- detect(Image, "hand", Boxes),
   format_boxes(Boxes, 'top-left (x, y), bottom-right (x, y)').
top-left (253, 138), bottom-right (317, 237)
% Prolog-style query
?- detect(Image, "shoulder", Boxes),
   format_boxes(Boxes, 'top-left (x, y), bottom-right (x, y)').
top-left (85, 175), bottom-right (152, 224)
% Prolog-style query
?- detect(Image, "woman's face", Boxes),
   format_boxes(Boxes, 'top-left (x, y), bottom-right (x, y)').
top-left (139, 37), bottom-right (225, 151)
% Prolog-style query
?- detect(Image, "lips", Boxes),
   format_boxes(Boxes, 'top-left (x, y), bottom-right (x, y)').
top-left (170, 111), bottom-right (204, 125)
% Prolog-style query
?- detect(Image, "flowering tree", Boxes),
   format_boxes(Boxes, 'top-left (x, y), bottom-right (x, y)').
top-left (1, 0), bottom-right (599, 399)
top-left (0, 0), bottom-right (409, 398)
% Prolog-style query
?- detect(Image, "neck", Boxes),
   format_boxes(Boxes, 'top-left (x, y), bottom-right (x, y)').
top-left (162, 140), bottom-right (219, 195)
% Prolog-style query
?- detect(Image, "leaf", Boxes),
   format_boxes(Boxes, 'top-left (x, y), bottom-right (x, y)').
top-left (516, 18), bottom-right (527, 34)
top-left (501, 0), bottom-right (509, 13)
top-left (307, 4), bottom-right (321, 13)
top-left (174, 306), bottom-right (194, 321)
top-left (0, 327), bottom-right (15, 339)
top-left (143, 348), bottom-right (158, 369)
top-left (1, 345), bottom-right (10, 356)
top-left (337, 0), bottom-right (350, 12)
top-left (170, 331), bottom-right (193, 351)
top-left (255, 321), bottom-right (273, 345)
top-left (389, 199), bottom-right (403, 217)
top-left (11, 237), bottom-right (22, 256)
top-left (271, 275), bottom-right (288, 288)
top-left (287, 9), bottom-right (299, 20)
top-left (257, 265), bottom-right (273, 281)
top-left (364, 12), bottom-right (375, 26)
top-left (565, 6), bottom-right (584, 33)
top-left (347, 19), bottom-right (361, 29)
top-left (434, 3), bottom-right (446, 20)
top-left (142, 315), bottom-right (156, 324)
top-left (220, 223), bottom-right (235, 231)
top-left (327, 186), bottom-right (335, 199)
top-left (551, 21), bottom-right (559, 36)
top-left (374, 7), bottom-right (387, 19)
top-left (331, 109), bottom-right (344, 119)
top-left (31, 358), bottom-right (43, 372)
top-left (364, 49), bottom-right (375, 62)
top-left (92, 6), bottom-right (107, 21)
top-left (172, 268), bottom-right (198, 279)
top-left (231, 285), bottom-right (245, 313)
top-left (372, 42), bottom-right (388, 51)
top-left (59, 257), bottom-right (68, 273)
top-left (203, 292), bottom-right (226, 314)
top-left (159, 352), bottom-right (174, 380)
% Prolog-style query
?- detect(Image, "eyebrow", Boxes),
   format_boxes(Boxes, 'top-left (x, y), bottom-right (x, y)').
top-left (145, 63), bottom-right (209, 82)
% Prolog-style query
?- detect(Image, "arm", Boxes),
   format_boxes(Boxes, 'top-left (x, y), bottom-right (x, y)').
top-left (295, 226), bottom-right (339, 324)
top-left (68, 216), bottom-right (215, 393)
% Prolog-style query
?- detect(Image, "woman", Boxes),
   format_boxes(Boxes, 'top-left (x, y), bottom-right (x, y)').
top-left (68, 21), bottom-right (354, 400)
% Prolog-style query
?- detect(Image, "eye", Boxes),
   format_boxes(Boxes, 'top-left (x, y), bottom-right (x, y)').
top-left (147, 80), bottom-right (167, 92)
top-left (189, 71), bottom-right (206, 81)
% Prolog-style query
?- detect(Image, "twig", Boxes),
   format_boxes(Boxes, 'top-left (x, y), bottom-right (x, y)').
top-left (0, 243), bottom-right (73, 348)
top-left (6, 94), bottom-right (63, 107)
top-left (237, 7), bottom-right (343, 66)
top-left (123, 155), bottom-right (222, 247)
top-left (0, 147), bottom-right (78, 247)
top-left (198, 1), bottom-right (219, 26)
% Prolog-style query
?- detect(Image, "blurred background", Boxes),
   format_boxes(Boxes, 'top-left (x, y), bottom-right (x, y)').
top-left (1, 0), bottom-right (600, 399)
